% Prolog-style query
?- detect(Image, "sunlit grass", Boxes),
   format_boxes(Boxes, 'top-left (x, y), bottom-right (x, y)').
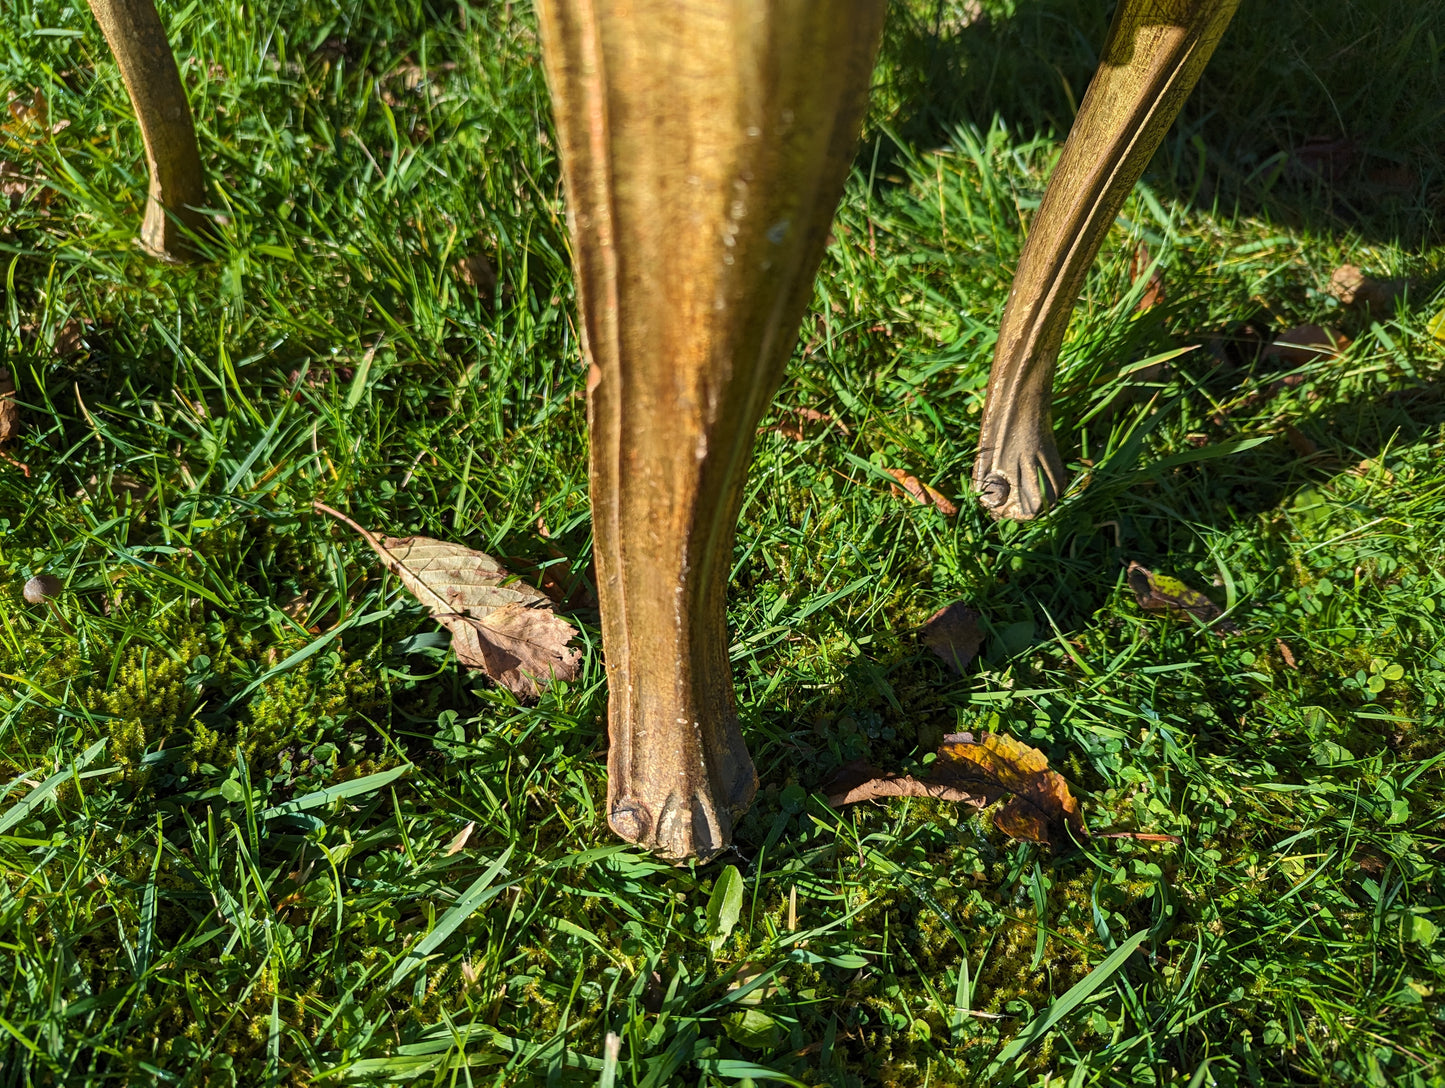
top-left (0, 0), bottom-right (1442, 1084)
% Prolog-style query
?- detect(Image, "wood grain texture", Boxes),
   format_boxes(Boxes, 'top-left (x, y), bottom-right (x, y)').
top-left (537, 0), bottom-right (885, 860)
top-left (87, 0), bottom-right (209, 260)
top-left (973, 0), bottom-right (1240, 520)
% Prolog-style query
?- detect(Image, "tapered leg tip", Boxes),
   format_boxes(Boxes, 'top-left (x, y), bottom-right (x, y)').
top-left (609, 768), bottom-right (757, 863)
top-left (609, 795), bottom-right (729, 862)
top-left (973, 442), bottom-right (1067, 521)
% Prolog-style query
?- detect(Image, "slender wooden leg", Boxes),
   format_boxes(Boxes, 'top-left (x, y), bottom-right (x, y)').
top-left (972, 0), bottom-right (1240, 520)
top-left (536, 1), bottom-right (885, 860)
top-left (87, 0), bottom-right (209, 261)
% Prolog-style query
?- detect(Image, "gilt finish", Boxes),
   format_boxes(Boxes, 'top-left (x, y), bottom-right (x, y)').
top-left (536, 0), bottom-right (886, 859)
top-left (973, 0), bottom-right (1239, 520)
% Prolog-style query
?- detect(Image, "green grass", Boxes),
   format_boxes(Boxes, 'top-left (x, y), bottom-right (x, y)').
top-left (1, 0), bottom-right (1443, 1084)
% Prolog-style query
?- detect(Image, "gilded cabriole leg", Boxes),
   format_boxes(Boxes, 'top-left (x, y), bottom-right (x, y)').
top-left (87, 0), bottom-right (209, 260)
top-left (536, 1), bottom-right (886, 860)
top-left (973, 0), bottom-right (1240, 520)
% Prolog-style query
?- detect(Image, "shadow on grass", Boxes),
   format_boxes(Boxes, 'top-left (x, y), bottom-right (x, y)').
top-left (870, 0), bottom-right (1445, 249)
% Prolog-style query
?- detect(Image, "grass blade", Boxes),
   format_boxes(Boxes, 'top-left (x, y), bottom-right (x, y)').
top-left (0, 739), bottom-right (108, 835)
top-left (389, 845), bottom-right (515, 988)
top-left (260, 765), bottom-right (413, 821)
top-left (989, 930), bottom-right (1149, 1075)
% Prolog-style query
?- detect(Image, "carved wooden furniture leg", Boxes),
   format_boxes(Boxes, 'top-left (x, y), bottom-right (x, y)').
top-left (536, 1), bottom-right (885, 860)
top-left (972, 0), bottom-right (1240, 520)
top-left (87, 0), bottom-right (209, 260)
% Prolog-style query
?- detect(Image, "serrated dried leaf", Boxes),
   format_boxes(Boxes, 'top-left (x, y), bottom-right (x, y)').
top-left (885, 468), bottom-right (958, 516)
top-left (826, 732), bottom-right (1085, 847)
top-left (921, 602), bottom-right (982, 673)
top-left (1127, 561), bottom-right (1238, 633)
top-left (315, 502), bottom-right (581, 699)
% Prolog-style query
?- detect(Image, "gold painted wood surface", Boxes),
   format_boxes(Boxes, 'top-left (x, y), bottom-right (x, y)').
top-left (87, 0), bottom-right (209, 260)
top-left (973, 0), bottom-right (1240, 520)
top-left (536, 0), bottom-right (885, 860)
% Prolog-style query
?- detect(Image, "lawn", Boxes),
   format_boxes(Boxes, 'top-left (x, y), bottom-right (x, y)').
top-left (1, 0), bottom-right (1442, 1084)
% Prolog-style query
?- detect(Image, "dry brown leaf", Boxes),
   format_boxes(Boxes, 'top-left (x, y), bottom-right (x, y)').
top-left (1262, 324), bottom-right (1348, 366)
top-left (454, 253), bottom-right (498, 298)
top-left (1366, 165), bottom-right (1416, 194)
top-left (1129, 241), bottom-right (1165, 313)
top-left (826, 732), bottom-right (1085, 847)
top-left (7, 88), bottom-right (48, 130)
top-left (769, 406), bottom-right (848, 441)
top-left (1326, 264), bottom-right (1405, 316)
top-left (1283, 424), bottom-right (1318, 458)
top-left (921, 602), bottom-right (983, 673)
top-left (443, 820), bottom-right (475, 856)
top-left (0, 367), bottom-right (28, 477)
top-left (885, 468), bottom-right (958, 516)
top-left (0, 368), bottom-right (18, 445)
top-left (74, 473), bottom-right (149, 503)
top-left (1276, 638), bottom-right (1298, 669)
top-left (1290, 136), bottom-right (1355, 185)
top-left (1127, 561), bottom-right (1238, 634)
top-left (314, 502), bottom-right (581, 699)
top-left (380, 60), bottom-right (457, 106)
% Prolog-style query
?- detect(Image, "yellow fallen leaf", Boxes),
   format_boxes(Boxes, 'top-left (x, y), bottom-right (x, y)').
top-left (826, 732), bottom-right (1086, 847)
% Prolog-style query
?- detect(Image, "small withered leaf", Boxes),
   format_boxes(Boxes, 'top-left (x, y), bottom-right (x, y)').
top-left (921, 602), bottom-right (983, 674)
top-left (454, 252), bottom-right (498, 297)
top-left (1126, 561), bottom-right (1238, 634)
top-left (1129, 240), bottom-right (1165, 313)
top-left (0, 368), bottom-right (28, 476)
top-left (768, 406), bottom-right (848, 441)
top-left (827, 732), bottom-right (1086, 847)
top-left (443, 821), bottom-right (475, 856)
top-left (885, 468), bottom-right (958, 516)
top-left (1276, 638), bottom-right (1298, 669)
top-left (0, 368), bottom-right (18, 444)
top-left (1262, 324), bottom-right (1349, 366)
top-left (315, 502), bottom-right (581, 699)
top-left (1327, 264), bottom-right (1405, 315)
top-left (1283, 424), bottom-right (1318, 458)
